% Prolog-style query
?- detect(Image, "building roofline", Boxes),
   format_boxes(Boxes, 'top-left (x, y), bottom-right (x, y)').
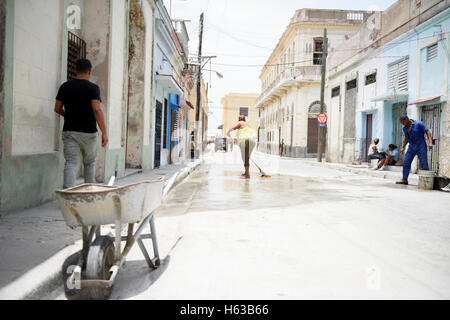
top-left (258, 8), bottom-right (376, 79)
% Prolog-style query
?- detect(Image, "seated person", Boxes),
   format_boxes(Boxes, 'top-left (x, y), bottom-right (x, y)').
top-left (368, 138), bottom-right (386, 165)
top-left (374, 144), bottom-right (399, 170)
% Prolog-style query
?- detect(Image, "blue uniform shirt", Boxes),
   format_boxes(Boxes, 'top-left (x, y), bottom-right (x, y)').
top-left (403, 120), bottom-right (428, 149)
top-left (389, 149), bottom-right (399, 162)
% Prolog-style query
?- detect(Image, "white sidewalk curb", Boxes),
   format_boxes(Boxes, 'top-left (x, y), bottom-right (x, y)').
top-left (0, 240), bottom-right (82, 300)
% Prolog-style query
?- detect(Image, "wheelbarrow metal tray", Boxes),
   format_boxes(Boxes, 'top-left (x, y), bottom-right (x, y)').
top-left (56, 177), bottom-right (164, 228)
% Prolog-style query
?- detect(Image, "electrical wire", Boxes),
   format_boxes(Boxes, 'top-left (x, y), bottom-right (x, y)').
top-left (191, 32), bottom-right (449, 61)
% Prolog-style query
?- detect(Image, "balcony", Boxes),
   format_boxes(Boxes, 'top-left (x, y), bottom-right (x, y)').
top-left (256, 66), bottom-right (321, 107)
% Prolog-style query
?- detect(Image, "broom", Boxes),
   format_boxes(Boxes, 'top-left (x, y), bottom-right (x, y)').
top-left (251, 158), bottom-right (271, 178)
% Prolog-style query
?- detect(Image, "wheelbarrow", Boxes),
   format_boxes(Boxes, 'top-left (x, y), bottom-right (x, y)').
top-left (55, 177), bottom-right (164, 300)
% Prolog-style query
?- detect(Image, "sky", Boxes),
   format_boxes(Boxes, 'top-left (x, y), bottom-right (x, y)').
top-left (163, 0), bottom-right (397, 135)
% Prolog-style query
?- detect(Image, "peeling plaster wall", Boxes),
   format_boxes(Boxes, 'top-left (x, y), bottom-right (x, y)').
top-left (126, 0), bottom-right (146, 168)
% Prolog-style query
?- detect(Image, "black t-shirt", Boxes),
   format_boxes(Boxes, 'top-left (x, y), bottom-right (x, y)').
top-left (56, 79), bottom-right (102, 133)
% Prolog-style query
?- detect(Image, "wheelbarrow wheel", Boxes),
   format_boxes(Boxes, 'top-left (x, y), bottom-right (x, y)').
top-left (62, 250), bottom-right (89, 300)
top-left (86, 236), bottom-right (115, 300)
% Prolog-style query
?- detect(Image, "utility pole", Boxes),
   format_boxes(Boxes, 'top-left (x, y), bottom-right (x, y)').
top-left (195, 12), bottom-right (204, 159)
top-left (317, 28), bottom-right (328, 163)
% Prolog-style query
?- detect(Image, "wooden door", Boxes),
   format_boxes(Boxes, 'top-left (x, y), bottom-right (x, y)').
top-left (392, 102), bottom-right (407, 149)
top-left (307, 118), bottom-right (318, 153)
top-left (363, 114), bottom-right (373, 162)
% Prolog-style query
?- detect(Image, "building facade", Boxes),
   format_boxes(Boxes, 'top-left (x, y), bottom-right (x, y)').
top-left (0, 0), bottom-right (204, 214)
top-left (0, 0), bottom-right (157, 213)
top-left (256, 9), bottom-right (372, 157)
top-left (326, 0), bottom-right (450, 177)
top-left (153, 1), bottom-right (194, 167)
top-left (221, 93), bottom-right (259, 138)
top-left (188, 76), bottom-right (209, 151)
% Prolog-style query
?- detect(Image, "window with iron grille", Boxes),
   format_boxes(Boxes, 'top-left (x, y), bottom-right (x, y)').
top-left (427, 43), bottom-right (438, 62)
top-left (365, 72), bottom-right (377, 85)
top-left (331, 86), bottom-right (340, 97)
top-left (346, 79), bottom-right (357, 90)
top-left (67, 32), bottom-right (87, 81)
top-left (313, 38), bottom-right (323, 65)
top-left (388, 57), bottom-right (409, 91)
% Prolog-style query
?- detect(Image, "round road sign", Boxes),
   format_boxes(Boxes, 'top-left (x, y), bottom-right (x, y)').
top-left (317, 113), bottom-right (327, 124)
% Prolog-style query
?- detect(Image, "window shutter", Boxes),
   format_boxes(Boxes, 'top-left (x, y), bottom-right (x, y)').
top-left (427, 43), bottom-right (438, 62)
top-left (388, 57), bottom-right (408, 91)
top-left (397, 58), bottom-right (408, 91)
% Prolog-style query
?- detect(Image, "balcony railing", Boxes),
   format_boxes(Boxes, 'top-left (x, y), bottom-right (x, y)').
top-left (257, 66), bottom-right (321, 106)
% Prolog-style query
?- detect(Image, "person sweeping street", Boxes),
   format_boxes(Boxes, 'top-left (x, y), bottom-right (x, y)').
top-left (227, 115), bottom-right (256, 179)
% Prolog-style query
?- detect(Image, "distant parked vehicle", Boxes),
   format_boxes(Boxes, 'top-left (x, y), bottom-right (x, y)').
top-left (214, 138), bottom-right (227, 152)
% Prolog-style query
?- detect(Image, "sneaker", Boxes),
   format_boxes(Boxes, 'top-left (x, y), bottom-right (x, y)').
top-left (395, 179), bottom-right (408, 185)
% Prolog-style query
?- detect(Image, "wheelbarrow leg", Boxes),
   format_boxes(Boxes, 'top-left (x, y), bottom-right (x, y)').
top-left (137, 238), bottom-right (155, 269)
top-left (113, 196), bottom-right (122, 261)
top-left (149, 215), bottom-right (160, 265)
top-left (81, 226), bottom-right (89, 266)
top-left (134, 212), bottom-right (160, 269)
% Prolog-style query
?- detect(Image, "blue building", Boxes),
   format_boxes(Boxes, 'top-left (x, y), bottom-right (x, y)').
top-left (326, 1), bottom-right (449, 177)
top-left (374, 7), bottom-right (449, 174)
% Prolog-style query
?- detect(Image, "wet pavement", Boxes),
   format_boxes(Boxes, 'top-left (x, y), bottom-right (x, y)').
top-left (155, 163), bottom-right (357, 216)
top-left (52, 147), bottom-right (450, 300)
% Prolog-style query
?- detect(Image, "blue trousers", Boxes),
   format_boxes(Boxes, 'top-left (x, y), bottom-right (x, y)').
top-left (403, 145), bottom-right (429, 179)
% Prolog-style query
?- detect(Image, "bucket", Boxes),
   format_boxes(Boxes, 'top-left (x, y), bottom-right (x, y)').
top-left (418, 170), bottom-right (435, 190)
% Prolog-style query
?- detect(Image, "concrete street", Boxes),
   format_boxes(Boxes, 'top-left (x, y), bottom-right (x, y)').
top-left (52, 147), bottom-right (450, 300)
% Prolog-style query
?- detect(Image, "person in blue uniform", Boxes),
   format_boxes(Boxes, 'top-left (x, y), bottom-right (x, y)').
top-left (396, 116), bottom-right (433, 185)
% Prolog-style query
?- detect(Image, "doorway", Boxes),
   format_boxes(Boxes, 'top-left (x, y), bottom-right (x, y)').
top-left (422, 104), bottom-right (441, 173)
top-left (307, 118), bottom-right (318, 153)
top-left (154, 100), bottom-right (162, 168)
top-left (362, 114), bottom-right (373, 162)
top-left (392, 102), bottom-right (407, 150)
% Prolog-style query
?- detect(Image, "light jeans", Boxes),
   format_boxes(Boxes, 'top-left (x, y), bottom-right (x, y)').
top-left (62, 131), bottom-right (98, 189)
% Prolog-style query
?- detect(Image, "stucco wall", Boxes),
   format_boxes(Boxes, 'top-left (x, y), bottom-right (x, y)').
top-left (439, 102), bottom-right (450, 177)
top-left (104, 0), bottom-right (128, 180)
top-left (141, 0), bottom-right (155, 170)
top-left (108, 0), bottom-right (127, 150)
top-left (11, 0), bottom-right (62, 155)
top-left (1, 0), bottom-right (66, 213)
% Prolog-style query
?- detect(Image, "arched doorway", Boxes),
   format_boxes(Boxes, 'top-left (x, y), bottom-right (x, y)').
top-left (125, 0), bottom-right (146, 168)
top-left (307, 101), bottom-right (326, 154)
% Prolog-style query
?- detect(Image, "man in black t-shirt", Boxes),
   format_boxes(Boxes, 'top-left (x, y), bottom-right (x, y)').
top-left (55, 59), bottom-right (108, 189)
